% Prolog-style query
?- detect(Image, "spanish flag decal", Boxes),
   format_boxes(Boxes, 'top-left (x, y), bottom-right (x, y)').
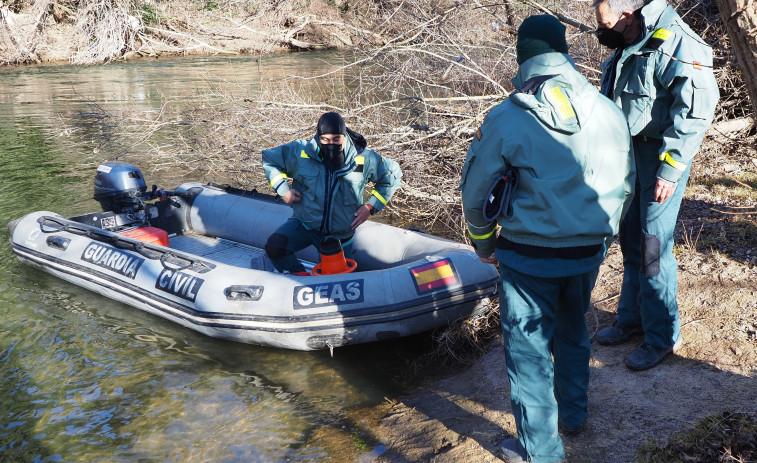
top-left (410, 259), bottom-right (459, 294)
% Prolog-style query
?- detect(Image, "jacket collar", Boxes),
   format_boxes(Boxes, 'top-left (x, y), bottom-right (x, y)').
top-left (509, 53), bottom-right (598, 135)
top-left (614, 0), bottom-right (672, 57)
top-left (639, 0), bottom-right (669, 32)
top-left (511, 53), bottom-right (577, 89)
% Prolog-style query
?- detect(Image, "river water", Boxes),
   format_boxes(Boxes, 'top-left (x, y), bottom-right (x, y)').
top-left (0, 53), bottom-right (427, 462)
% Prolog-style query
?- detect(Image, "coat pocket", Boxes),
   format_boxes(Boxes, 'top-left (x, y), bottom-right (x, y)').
top-left (339, 172), bottom-right (365, 208)
top-left (620, 55), bottom-right (656, 135)
top-left (689, 76), bottom-right (712, 120)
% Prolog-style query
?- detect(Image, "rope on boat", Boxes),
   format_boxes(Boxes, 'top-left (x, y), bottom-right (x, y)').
top-left (36, 215), bottom-right (215, 273)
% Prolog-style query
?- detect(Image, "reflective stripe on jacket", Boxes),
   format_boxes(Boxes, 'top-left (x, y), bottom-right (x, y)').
top-left (600, 0), bottom-right (719, 183)
top-left (262, 134), bottom-right (402, 239)
top-left (460, 53), bottom-right (636, 258)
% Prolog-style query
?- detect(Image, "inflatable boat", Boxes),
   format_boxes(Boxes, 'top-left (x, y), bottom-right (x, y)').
top-left (8, 163), bottom-right (499, 351)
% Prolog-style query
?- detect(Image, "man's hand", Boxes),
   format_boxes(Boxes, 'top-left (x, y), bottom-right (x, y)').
top-left (351, 205), bottom-right (372, 229)
top-left (479, 255), bottom-right (498, 265)
top-left (282, 189), bottom-right (302, 204)
top-left (654, 178), bottom-right (676, 204)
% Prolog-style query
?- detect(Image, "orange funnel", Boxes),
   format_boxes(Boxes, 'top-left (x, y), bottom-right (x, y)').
top-left (312, 238), bottom-right (357, 275)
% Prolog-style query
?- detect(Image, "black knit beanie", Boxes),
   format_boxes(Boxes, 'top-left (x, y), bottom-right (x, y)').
top-left (316, 112), bottom-right (347, 136)
top-left (516, 15), bottom-right (569, 65)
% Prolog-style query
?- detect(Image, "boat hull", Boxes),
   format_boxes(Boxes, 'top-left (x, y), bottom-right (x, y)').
top-left (8, 184), bottom-right (499, 351)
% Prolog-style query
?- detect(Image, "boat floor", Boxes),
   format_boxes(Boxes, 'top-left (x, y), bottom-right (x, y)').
top-left (170, 233), bottom-right (297, 271)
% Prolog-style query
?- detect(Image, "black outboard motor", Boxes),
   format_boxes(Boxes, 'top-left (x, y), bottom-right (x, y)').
top-left (94, 162), bottom-right (148, 214)
top-left (86, 162), bottom-right (171, 246)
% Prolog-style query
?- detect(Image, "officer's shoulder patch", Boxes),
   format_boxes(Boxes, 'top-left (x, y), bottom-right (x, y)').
top-left (475, 127), bottom-right (483, 141)
top-left (644, 28), bottom-right (673, 50)
top-left (547, 86), bottom-right (576, 120)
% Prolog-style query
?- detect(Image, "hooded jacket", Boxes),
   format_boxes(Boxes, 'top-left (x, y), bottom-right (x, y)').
top-left (599, 0), bottom-right (719, 184)
top-left (262, 130), bottom-right (402, 239)
top-left (460, 52), bottom-right (635, 259)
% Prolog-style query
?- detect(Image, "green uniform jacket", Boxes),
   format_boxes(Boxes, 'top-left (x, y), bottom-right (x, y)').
top-left (600, 0), bottom-right (719, 184)
top-left (460, 53), bottom-right (636, 259)
top-left (262, 132), bottom-right (402, 239)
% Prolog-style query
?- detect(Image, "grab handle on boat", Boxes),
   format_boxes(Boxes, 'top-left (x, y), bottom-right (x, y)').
top-left (224, 285), bottom-right (264, 301)
top-left (159, 251), bottom-right (214, 273)
top-left (160, 252), bottom-right (194, 271)
top-left (46, 236), bottom-right (71, 251)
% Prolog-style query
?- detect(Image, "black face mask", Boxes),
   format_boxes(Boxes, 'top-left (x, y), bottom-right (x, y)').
top-left (596, 27), bottom-right (626, 49)
top-left (597, 14), bottom-right (631, 50)
top-left (320, 143), bottom-right (345, 170)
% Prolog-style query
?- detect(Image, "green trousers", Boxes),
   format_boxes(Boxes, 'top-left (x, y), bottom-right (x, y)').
top-left (499, 263), bottom-right (599, 463)
top-left (616, 137), bottom-right (689, 348)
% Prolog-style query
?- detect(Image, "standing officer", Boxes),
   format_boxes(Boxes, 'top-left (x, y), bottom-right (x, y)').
top-left (594, 0), bottom-right (719, 370)
top-left (460, 15), bottom-right (635, 463)
top-left (262, 112), bottom-right (402, 273)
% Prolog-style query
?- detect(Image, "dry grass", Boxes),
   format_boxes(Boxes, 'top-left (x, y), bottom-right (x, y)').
top-left (638, 411), bottom-right (757, 463)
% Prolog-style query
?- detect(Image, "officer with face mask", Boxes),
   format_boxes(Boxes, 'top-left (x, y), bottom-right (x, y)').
top-left (593, 0), bottom-right (719, 370)
top-left (262, 112), bottom-right (402, 274)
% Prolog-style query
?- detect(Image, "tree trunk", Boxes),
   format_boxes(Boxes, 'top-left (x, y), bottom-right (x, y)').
top-left (716, 0), bottom-right (757, 117)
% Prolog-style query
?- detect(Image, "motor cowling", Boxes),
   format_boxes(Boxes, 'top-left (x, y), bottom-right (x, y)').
top-left (93, 162), bottom-right (147, 214)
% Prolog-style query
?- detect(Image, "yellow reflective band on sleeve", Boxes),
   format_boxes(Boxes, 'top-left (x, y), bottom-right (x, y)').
top-left (467, 226), bottom-right (495, 241)
top-left (371, 189), bottom-right (387, 205)
top-left (270, 173), bottom-right (288, 188)
top-left (547, 87), bottom-right (576, 120)
top-left (659, 151), bottom-right (687, 171)
top-left (300, 150), bottom-right (309, 159)
top-left (355, 155), bottom-right (365, 165)
top-left (652, 28), bottom-right (673, 40)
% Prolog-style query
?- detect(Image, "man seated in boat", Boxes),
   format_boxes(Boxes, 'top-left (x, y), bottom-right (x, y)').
top-left (262, 112), bottom-right (402, 273)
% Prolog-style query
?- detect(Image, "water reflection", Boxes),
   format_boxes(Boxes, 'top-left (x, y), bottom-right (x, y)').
top-left (0, 53), bottom-right (422, 462)
top-left (1, 258), bottom-right (407, 461)
top-left (0, 53), bottom-right (347, 112)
